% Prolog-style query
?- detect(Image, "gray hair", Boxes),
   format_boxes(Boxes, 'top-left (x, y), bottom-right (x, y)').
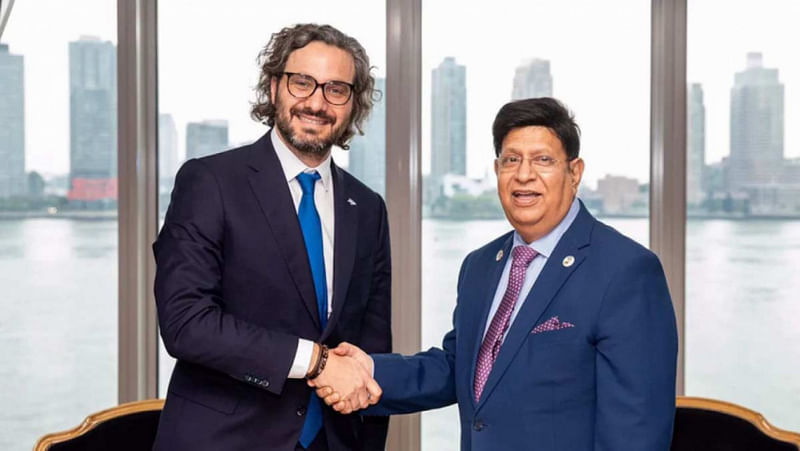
top-left (250, 23), bottom-right (377, 150)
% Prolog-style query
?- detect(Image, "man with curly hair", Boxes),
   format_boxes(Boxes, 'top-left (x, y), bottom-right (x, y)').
top-left (153, 23), bottom-right (390, 451)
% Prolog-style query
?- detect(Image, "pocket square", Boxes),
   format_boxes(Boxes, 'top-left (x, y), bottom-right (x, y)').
top-left (531, 316), bottom-right (574, 334)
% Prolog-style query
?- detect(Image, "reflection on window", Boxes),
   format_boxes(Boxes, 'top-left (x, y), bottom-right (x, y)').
top-left (0, 1), bottom-right (118, 449)
top-left (686, 0), bottom-right (800, 430)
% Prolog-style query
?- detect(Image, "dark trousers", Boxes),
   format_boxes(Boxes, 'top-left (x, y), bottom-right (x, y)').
top-left (295, 430), bottom-right (328, 451)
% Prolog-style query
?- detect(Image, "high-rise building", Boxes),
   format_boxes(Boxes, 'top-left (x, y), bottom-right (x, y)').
top-left (68, 36), bottom-right (118, 203)
top-left (159, 114), bottom-right (179, 184)
top-left (511, 59), bottom-right (552, 100)
top-left (687, 83), bottom-right (705, 207)
top-left (596, 175), bottom-right (642, 214)
top-left (728, 52), bottom-right (784, 192)
top-left (348, 78), bottom-right (385, 196)
top-left (0, 43), bottom-right (26, 198)
top-left (186, 120), bottom-right (228, 160)
top-left (431, 57), bottom-right (466, 180)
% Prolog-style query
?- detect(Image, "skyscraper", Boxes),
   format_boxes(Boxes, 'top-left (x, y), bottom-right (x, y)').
top-left (159, 114), bottom-right (179, 185)
top-left (68, 36), bottom-right (117, 203)
top-left (511, 59), bottom-right (552, 100)
top-left (186, 120), bottom-right (228, 160)
top-left (431, 57), bottom-right (466, 179)
top-left (687, 83), bottom-right (705, 207)
top-left (0, 43), bottom-right (26, 198)
top-left (728, 52), bottom-right (784, 192)
top-left (348, 78), bottom-right (385, 196)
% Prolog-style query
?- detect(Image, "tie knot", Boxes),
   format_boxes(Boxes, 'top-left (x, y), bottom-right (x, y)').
top-left (511, 245), bottom-right (537, 268)
top-left (296, 171), bottom-right (321, 195)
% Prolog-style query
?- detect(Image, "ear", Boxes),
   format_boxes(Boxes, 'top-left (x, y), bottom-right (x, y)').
top-left (568, 158), bottom-right (585, 193)
top-left (493, 157), bottom-right (500, 177)
top-left (270, 76), bottom-right (278, 104)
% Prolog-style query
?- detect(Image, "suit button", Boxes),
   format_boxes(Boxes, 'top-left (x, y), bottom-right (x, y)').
top-left (297, 407), bottom-right (307, 416)
top-left (473, 420), bottom-right (485, 431)
top-left (261, 380), bottom-right (270, 388)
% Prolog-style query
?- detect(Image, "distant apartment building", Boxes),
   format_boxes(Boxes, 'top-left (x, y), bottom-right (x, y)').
top-left (0, 44), bottom-right (26, 198)
top-left (511, 58), bottom-right (552, 100)
top-left (68, 36), bottom-right (118, 203)
top-left (186, 120), bottom-right (229, 160)
top-left (348, 78), bottom-right (386, 196)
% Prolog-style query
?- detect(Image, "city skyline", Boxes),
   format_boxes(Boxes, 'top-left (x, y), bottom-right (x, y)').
top-left (2, 44), bottom-right (798, 216)
top-left (3, 0), bottom-right (800, 189)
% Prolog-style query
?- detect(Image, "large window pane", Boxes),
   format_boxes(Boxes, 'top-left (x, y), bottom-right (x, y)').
top-left (156, 1), bottom-right (386, 396)
top-left (421, 1), bottom-right (650, 448)
top-left (686, 0), bottom-right (800, 429)
top-left (0, 1), bottom-right (118, 449)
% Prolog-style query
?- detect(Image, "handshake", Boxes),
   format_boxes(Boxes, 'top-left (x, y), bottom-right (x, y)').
top-left (307, 342), bottom-right (381, 414)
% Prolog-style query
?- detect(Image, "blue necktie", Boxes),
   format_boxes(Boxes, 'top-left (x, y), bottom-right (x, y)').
top-left (296, 171), bottom-right (327, 449)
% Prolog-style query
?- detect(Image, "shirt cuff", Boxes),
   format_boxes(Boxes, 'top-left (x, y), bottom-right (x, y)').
top-left (288, 338), bottom-right (315, 379)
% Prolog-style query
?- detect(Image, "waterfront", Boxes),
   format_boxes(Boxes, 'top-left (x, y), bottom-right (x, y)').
top-left (0, 217), bottom-right (799, 449)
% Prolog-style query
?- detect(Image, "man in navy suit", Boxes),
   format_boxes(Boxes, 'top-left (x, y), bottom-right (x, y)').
top-left (318, 98), bottom-right (678, 450)
top-left (153, 24), bottom-right (389, 451)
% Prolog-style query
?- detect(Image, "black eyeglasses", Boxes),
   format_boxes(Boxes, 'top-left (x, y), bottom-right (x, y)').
top-left (282, 72), bottom-right (354, 106)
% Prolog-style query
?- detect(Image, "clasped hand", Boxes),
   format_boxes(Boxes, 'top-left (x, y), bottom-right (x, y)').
top-left (307, 342), bottom-right (380, 414)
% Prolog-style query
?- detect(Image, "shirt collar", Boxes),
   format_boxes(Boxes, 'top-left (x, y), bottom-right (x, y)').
top-left (270, 128), bottom-right (333, 192)
top-left (513, 197), bottom-right (581, 259)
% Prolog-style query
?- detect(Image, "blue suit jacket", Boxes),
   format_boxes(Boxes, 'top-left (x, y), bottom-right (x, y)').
top-left (153, 132), bottom-right (391, 451)
top-left (369, 203), bottom-right (678, 451)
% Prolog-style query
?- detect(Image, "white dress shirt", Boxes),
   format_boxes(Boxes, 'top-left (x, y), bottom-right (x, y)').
top-left (482, 197), bottom-right (581, 341)
top-left (270, 130), bottom-right (335, 379)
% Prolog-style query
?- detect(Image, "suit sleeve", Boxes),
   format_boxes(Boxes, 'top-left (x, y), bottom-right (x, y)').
top-left (364, 252), bottom-right (472, 415)
top-left (357, 196), bottom-right (392, 449)
top-left (593, 252), bottom-right (678, 451)
top-left (154, 159), bottom-right (297, 395)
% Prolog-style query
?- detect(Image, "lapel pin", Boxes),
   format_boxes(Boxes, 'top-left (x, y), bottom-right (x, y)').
top-left (496, 249), bottom-right (504, 261)
top-left (562, 255), bottom-right (575, 267)
top-left (347, 198), bottom-right (357, 206)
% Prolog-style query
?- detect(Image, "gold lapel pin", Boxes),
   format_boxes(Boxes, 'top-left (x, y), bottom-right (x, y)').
top-left (562, 255), bottom-right (575, 267)
top-left (496, 249), bottom-right (504, 261)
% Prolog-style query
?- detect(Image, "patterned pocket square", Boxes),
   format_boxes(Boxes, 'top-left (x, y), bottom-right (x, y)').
top-left (531, 316), bottom-right (575, 334)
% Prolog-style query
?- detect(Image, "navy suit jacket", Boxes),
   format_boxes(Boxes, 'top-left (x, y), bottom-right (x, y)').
top-left (153, 132), bottom-right (391, 451)
top-left (368, 202), bottom-right (677, 451)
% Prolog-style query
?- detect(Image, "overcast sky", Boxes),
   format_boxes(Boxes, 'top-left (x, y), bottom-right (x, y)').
top-left (4, 0), bottom-right (799, 188)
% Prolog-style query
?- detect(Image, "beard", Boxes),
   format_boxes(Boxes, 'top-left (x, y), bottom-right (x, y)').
top-left (274, 92), bottom-right (348, 157)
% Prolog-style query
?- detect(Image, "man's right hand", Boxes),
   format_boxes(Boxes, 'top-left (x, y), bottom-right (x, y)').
top-left (311, 342), bottom-right (380, 414)
top-left (307, 343), bottom-right (380, 414)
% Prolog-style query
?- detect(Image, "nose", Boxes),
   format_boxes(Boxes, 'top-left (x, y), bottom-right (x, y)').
top-left (514, 158), bottom-right (538, 183)
top-left (304, 85), bottom-right (328, 112)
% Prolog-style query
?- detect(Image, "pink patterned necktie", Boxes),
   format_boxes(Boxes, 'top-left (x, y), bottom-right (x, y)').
top-left (473, 245), bottom-right (538, 401)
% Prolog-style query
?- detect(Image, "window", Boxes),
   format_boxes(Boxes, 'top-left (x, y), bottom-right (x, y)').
top-left (421, 1), bottom-right (650, 448)
top-left (685, 0), bottom-right (800, 429)
top-left (156, 0), bottom-right (386, 396)
top-left (0, 1), bottom-right (118, 448)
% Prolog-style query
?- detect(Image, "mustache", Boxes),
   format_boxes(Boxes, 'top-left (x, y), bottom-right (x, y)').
top-left (290, 107), bottom-right (335, 124)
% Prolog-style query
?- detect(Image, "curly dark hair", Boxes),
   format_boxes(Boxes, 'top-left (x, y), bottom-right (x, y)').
top-left (250, 23), bottom-right (376, 150)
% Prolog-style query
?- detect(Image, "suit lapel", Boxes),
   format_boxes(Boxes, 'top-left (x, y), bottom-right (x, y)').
top-left (467, 233), bottom-right (514, 409)
top-left (321, 163), bottom-right (358, 341)
top-left (475, 205), bottom-right (595, 411)
top-left (246, 132), bottom-right (320, 329)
